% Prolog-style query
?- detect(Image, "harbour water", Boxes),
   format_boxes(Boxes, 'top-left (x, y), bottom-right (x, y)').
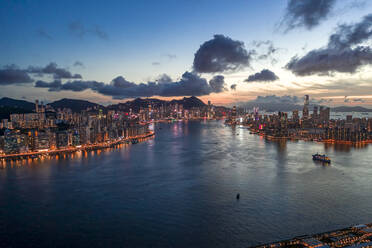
top-left (1, 120), bottom-right (371, 247)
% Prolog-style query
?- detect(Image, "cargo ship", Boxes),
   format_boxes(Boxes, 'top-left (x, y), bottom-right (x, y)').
top-left (312, 153), bottom-right (331, 163)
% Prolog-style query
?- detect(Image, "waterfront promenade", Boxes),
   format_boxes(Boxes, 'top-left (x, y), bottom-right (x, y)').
top-left (245, 126), bottom-right (372, 145)
top-left (254, 223), bottom-right (372, 248)
top-left (0, 131), bottom-right (155, 161)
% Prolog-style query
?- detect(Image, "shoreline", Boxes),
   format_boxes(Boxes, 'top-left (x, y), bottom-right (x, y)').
top-left (252, 222), bottom-right (372, 248)
top-left (0, 131), bottom-right (155, 161)
top-left (239, 124), bottom-right (372, 145)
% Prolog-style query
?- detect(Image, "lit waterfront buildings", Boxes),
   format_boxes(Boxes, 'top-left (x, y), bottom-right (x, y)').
top-left (226, 95), bottom-right (372, 144)
top-left (254, 223), bottom-right (372, 248)
top-left (0, 97), bottom-right (227, 156)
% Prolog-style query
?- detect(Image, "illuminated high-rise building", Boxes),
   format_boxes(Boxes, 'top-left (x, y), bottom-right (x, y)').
top-left (303, 95), bottom-right (309, 119)
top-left (313, 106), bottom-right (318, 119)
top-left (35, 100), bottom-right (39, 113)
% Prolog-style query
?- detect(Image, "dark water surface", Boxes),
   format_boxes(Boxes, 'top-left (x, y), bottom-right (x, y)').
top-left (1, 120), bottom-right (371, 247)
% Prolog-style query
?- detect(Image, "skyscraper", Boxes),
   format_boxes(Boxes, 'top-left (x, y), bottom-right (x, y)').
top-left (35, 100), bottom-right (39, 113)
top-left (303, 95), bottom-right (309, 119)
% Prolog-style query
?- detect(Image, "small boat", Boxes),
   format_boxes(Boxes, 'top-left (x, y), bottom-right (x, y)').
top-left (312, 153), bottom-right (331, 163)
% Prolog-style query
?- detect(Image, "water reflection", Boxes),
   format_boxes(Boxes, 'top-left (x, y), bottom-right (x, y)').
top-left (0, 120), bottom-right (371, 248)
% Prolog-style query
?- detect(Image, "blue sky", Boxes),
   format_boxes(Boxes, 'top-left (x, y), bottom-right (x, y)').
top-left (1, 0), bottom-right (372, 106)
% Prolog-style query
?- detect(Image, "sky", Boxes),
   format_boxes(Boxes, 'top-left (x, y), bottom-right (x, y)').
top-left (1, 0), bottom-right (372, 107)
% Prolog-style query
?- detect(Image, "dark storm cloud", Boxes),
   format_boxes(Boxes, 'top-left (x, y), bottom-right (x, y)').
top-left (0, 65), bottom-right (34, 85)
top-left (34, 71), bottom-right (226, 99)
top-left (35, 80), bottom-right (62, 90)
top-left (35, 80), bottom-right (103, 92)
top-left (286, 47), bottom-right (372, 76)
top-left (230, 84), bottom-right (237, 91)
top-left (193, 35), bottom-right (253, 73)
top-left (328, 14), bottom-right (372, 49)
top-left (68, 21), bottom-right (108, 40)
top-left (245, 69), bottom-right (279, 82)
top-left (209, 75), bottom-right (227, 93)
top-left (281, 0), bottom-right (336, 31)
top-left (28, 62), bottom-right (82, 79)
top-left (286, 14), bottom-right (372, 76)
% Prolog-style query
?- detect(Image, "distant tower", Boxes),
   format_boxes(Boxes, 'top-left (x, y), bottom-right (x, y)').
top-left (253, 107), bottom-right (259, 121)
top-left (41, 101), bottom-right (45, 112)
top-left (303, 95), bottom-right (309, 119)
top-left (313, 106), bottom-right (318, 119)
top-left (35, 100), bottom-right (39, 113)
top-left (231, 106), bottom-right (237, 118)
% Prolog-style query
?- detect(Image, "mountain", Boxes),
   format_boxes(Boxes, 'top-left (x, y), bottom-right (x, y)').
top-left (48, 98), bottom-right (104, 112)
top-left (0, 97), bottom-right (35, 111)
top-left (332, 106), bottom-right (372, 112)
top-left (170, 96), bottom-right (206, 109)
top-left (0, 97), bottom-right (35, 119)
top-left (108, 96), bottom-right (206, 112)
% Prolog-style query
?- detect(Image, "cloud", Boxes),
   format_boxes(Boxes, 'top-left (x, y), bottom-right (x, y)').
top-left (209, 75), bottom-right (227, 93)
top-left (92, 25), bottom-right (109, 40)
top-left (344, 96), bottom-right (365, 103)
top-left (35, 80), bottom-right (62, 91)
top-left (0, 65), bottom-right (34, 85)
top-left (28, 62), bottom-right (82, 79)
top-left (34, 71), bottom-right (226, 99)
top-left (281, 0), bottom-right (336, 31)
top-left (35, 79), bottom-right (103, 92)
top-left (253, 95), bottom-right (301, 104)
top-left (313, 98), bottom-right (333, 104)
top-left (68, 21), bottom-right (108, 40)
top-left (193, 34), bottom-right (253, 73)
top-left (36, 28), bottom-right (53, 40)
top-left (230, 84), bottom-right (237, 90)
top-left (235, 95), bottom-right (302, 111)
top-left (73, 61), bottom-right (84, 67)
top-left (156, 74), bottom-right (173, 84)
top-left (165, 54), bottom-right (177, 60)
top-left (286, 14), bottom-right (372, 76)
top-left (252, 40), bottom-right (280, 64)
top-left (152, 62), bottom-right (161, 66)
top-left (245, 69), bottom-right (279, 82)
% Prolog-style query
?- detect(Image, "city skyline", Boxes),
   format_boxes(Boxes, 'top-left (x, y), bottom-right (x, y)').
top-left (1, 0), bottom-right (372, 107)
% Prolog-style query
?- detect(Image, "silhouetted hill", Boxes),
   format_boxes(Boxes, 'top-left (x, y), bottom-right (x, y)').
top-left (0, 97), bottom-right (35, 111)
top-left (0, 106), bottom-right (33, 120)
top-left (0, 97), bottom-right (35, 119)
top-left (48, 98), bottom-right (104, 112)
top-left (170, 96), bottom-right (206, 109)
top-left (108, 96), bottom-right (206, 111)
top-left (332, 106), bottom-right (372, 112)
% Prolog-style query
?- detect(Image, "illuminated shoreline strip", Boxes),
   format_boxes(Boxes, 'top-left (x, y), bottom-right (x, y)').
top-left (0, 131), bottom-right (155, 160)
